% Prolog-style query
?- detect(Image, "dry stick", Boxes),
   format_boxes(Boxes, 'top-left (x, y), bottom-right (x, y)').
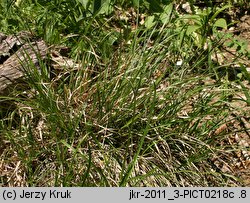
top-left (0, 40), bottom-right (48, 93)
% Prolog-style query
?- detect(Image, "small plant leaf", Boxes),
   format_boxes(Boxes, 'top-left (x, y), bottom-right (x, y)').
top-left (213, 18), bottom-right (227, 29)
top-left (92, 0), bottom-right (111, 16)
top-left (98, 0), bottom-right (112, 15)
top-left (145, 15), bottom-right (155, 29)
top-left (186, 25), bottom-right (200, 35)
top-left (93, 0), bottom-right (102, 15)
top-left (160, 3), bottom-right (173, 24)
top-left (133, 0), bottom-right (140, 7)
top-left (76, 0), bottom-right (90, 9)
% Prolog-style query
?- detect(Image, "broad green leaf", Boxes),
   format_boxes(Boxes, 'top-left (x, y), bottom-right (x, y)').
top-left (186, 25), bottom-right (200, 35)
top-left (133, 0), bottom-right (140, 8)
top-left (76, 0), bottom-right (90, 9)
top-left (145, 15), bottom-right (155, 29)
top-left (160, 3), bottom-right (173, 24)
top-left (213, 18), bottom-right (227, 29)
top-left (98, 0), bottom-right (112, 15)
top-left (93, 0), bottom-right (102, 15)
top-left (92, 0), bottom-right (111, 16)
